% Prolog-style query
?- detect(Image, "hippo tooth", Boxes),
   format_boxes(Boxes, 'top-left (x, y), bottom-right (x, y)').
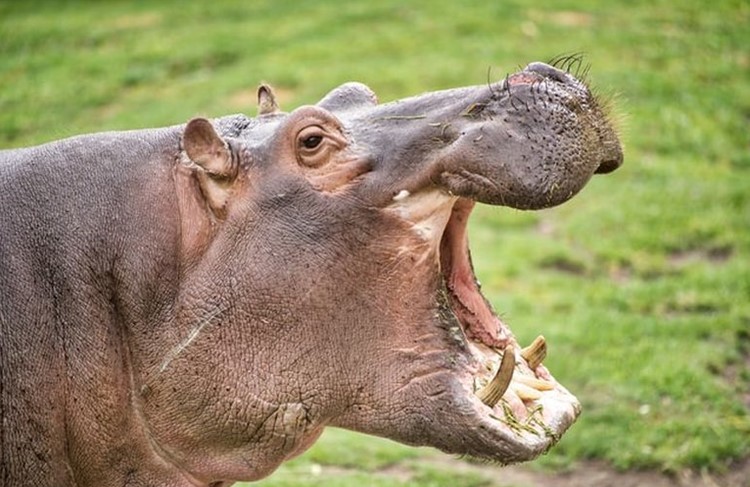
top-left (521, 335), bottom-right (547, 369)
top-left (477, 348), bottom-right (515, 408)
top-left (514, 374), bottom-right (555, 391)
top-left (392, 189), bottom-right (410, 201)
top-left (512, 382), bottom-right (543, 401)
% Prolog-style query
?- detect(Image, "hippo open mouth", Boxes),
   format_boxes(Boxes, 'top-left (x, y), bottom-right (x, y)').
top-left (440, 197), bottom-right (580, 460)
top-left (372, 61), bottom-right (621, 462)
top-left (383, 188), bottom-right (581, 463)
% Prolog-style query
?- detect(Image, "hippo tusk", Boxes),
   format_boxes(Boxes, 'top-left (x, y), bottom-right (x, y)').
top-left (477, 348), bottom-right (515, 408)
top-left (521, 335), bottom-right (547, 369)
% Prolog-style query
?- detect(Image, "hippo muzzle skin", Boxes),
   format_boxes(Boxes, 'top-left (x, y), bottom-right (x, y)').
top-left (0, 61), bottom-right (622, 486)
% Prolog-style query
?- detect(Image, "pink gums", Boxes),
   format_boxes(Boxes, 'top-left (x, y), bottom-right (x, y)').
top-left (440, 199), bottom-right (510, 349)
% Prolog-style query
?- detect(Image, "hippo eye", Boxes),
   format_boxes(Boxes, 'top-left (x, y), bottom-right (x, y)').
top-left (295, 121), bottom-right (347, 168)
top-left (297, 126), bottom-right (326, 153)
top-left (302, 135), bottom-right (323, 149)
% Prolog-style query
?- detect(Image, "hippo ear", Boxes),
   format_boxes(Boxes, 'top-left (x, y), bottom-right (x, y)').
top-left (257, 84), bottom-right (280, 115)
top-left (183, 118), bottom-right (239, 218)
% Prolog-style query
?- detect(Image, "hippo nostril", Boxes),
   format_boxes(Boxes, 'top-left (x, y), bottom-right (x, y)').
top-left (595, 159), bottom-right (621, 174)
top-left (524, 62), bottom-right (569, 84)
top-left (595, 143), bottom-right (624, 174)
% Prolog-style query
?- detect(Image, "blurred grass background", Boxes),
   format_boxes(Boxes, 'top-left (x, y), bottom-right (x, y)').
top-left (1, 0), bottom-right (748, 485)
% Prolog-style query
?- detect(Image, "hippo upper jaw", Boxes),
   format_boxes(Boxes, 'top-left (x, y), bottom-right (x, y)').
top-left (347, 62), bottom-right (622, 212)
top-left (436, 63), bottom-right (622, 210)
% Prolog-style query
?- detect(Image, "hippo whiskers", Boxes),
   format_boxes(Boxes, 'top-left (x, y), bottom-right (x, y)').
top-left (0, 62), bottom-right (621, 486)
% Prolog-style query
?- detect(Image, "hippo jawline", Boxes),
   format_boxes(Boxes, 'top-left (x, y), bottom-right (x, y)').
top-left (432, 196), bottom-right (580, 462)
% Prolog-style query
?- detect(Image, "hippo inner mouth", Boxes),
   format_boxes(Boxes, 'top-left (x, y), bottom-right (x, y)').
top-left (440, 198), bottom-right (510, 349)
top-left (435, 196), bottom-right (581, 459)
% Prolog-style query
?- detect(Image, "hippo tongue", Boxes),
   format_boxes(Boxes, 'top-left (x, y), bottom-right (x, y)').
top-left (440, 198), bottom-right (510, 348)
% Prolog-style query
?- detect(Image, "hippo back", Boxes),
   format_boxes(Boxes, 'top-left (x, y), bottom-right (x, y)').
top-left (0, 128), bottom-right (181, 484)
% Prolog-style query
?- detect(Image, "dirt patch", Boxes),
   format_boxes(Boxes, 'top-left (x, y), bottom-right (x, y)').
top-left (526, 10), bottom-right (594, 28)
top-left (548, 11), bottom-right (594, 28)
top-left (538, 256), bottom-right (588, 276)
top-left (421, 457), bottom-right (750, 487)
top-left (535, 219), bottom-right (556, 237)
top-left (668, 246), bottom-right (733, 268)
top-left (109, 12), bottom-right (162, 31)
top-left (723, 326), bottom-right (750, 411)
top-left (310, 456), bottom-right (750, 487)
top-left (310, 457), bottom-right (750, 487)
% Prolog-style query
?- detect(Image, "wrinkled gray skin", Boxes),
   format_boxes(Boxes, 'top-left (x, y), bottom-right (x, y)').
top-left (0, 62), bottom-right (622, 486)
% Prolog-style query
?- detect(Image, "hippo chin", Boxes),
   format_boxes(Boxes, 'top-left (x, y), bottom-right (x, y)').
top-left (0, 61), bottom-right (621, 486)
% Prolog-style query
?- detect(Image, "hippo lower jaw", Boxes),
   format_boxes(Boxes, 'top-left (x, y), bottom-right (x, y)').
top-left (445, 198), bottom-right (580, 461)
top-left (392, 193), bottom-right (581, 463)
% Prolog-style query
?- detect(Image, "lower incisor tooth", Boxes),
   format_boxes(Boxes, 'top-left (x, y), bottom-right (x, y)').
top-left (515, 374), bottom-right (555, 391)
top-left (513, 382), bottom-right (543, 401)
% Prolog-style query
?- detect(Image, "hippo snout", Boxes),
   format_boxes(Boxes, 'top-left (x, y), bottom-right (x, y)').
top-left (422, 60), bottom-right (625, 209)
top-left (522, 62), bottom-right (624, 176)
top-left (350, 59), bottom-right (624, 210)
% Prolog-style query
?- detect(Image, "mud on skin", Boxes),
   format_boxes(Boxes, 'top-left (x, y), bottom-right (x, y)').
top-left (0, 58), bottom-right (622, 486)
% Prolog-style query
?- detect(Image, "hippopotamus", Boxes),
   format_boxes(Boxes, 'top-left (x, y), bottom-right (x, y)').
top-left (0, 60), bottom-right (622, 486)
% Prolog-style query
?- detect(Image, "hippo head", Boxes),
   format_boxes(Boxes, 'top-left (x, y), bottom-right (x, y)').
top-left (150, 61), bottom-right (622, 482)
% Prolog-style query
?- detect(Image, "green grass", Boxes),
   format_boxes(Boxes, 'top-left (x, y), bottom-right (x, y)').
top-left (2, 0), bottom-right (749, 483)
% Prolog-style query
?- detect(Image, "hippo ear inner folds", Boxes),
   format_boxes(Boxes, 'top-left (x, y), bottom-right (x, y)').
top-left (182, 118), bottom-right (240, 218)
top-left (257, 84), bottom-right (280, 115)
